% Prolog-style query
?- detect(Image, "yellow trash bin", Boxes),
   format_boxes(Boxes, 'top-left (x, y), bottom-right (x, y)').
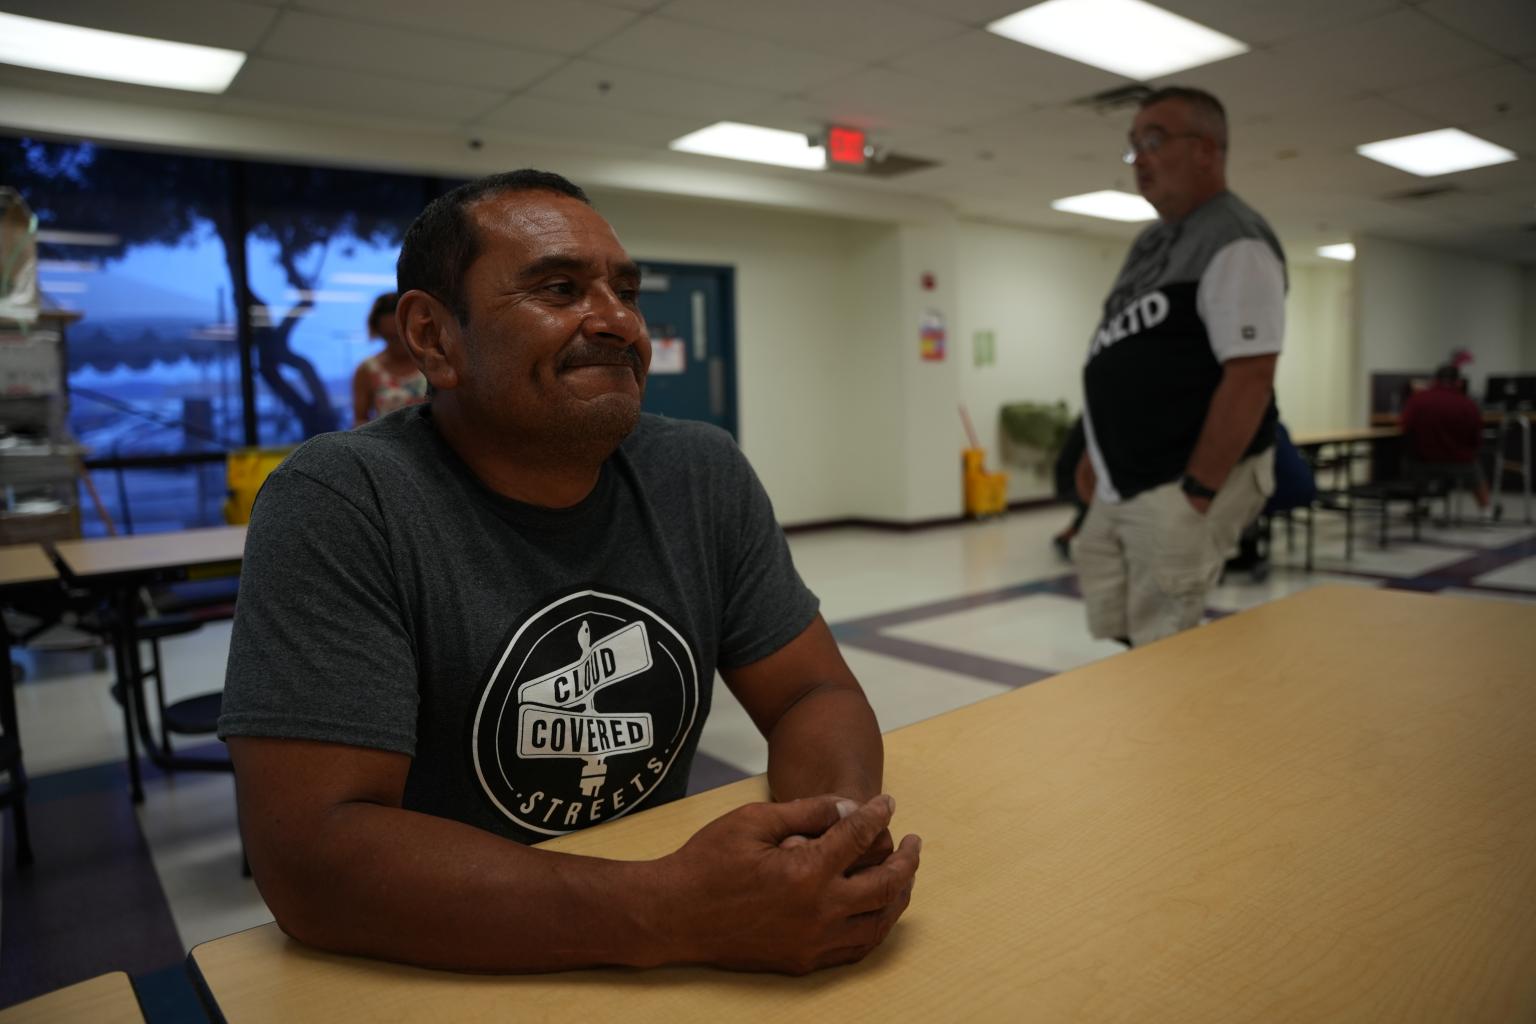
top-left (223, 446), bottom-right (296, 525)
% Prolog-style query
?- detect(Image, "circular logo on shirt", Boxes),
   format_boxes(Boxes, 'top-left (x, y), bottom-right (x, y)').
top-left (471, 589), bottom-right (700, 837)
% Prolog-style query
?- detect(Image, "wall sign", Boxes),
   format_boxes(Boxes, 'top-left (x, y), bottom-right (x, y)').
top-left (920, 309), bottom-right (946, 362)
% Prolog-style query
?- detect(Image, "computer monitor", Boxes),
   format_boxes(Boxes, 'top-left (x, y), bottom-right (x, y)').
top-left (1484, 375), bottom-right (1536, 410)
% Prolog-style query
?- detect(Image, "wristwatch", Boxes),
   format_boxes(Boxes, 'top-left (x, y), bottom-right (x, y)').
top-left (1180, 473), bottom-right (1218, 501)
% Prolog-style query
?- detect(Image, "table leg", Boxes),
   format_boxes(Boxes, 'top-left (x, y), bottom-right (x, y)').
top-left (112, 588), bottom-right (144, 804)
top-left (1, 612), bottom-right (36, 865)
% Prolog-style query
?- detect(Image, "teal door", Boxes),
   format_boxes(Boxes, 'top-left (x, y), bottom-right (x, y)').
top-left (636, 262), bottom-right (736, 438)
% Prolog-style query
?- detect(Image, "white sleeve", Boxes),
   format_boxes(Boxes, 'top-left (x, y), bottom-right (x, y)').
top-left (1196, 238), bottom-right (1285, 362)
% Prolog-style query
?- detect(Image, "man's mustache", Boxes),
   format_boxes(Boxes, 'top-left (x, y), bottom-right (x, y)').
top-left (557, 344), bottom-right (645, 375)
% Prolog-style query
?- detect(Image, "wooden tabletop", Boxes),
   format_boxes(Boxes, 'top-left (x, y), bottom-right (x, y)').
top-left (0, 544), bottom-right (56, 588)
top-left (1291, 427), bottom-right (1403, 446)
top-left (52, 526), bottom-right (246, 581)
top-left (189, 586), bottom-right (1536, 1023)
top-left (0, 972), bottom-right (143, 1024)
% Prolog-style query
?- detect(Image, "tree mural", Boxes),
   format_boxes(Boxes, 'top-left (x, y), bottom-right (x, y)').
top-left (0, 138), bottom-right (422, 439)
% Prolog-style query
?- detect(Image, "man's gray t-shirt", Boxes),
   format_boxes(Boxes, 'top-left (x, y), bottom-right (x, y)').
top-left (218, 407), bottom-right (819, 844)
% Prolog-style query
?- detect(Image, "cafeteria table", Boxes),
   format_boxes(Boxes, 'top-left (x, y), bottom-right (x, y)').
top-left (188, 586), bottom-right (1536, 1022)
top-left (0, 972), bottom-right (144, 1024)
top-left (52, 526), bottom-right (246, 802)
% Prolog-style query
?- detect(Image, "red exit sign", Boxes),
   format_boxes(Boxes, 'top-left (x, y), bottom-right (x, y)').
top-left (826, 125), bottom-right (867, 167)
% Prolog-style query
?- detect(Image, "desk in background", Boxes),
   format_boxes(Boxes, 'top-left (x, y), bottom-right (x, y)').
top-left (0, 972), bottom-right (144, 1024)
top-left (53, 526), bottom-right (246, 802)
top-left (1291, 426), bottom-right (1403, 489)
top-left (189, 587), bottom-right (1536, 1023)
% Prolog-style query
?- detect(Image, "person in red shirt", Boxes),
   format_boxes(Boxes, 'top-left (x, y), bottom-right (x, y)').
top-left (1400, 365), bottom-right (1494, 512)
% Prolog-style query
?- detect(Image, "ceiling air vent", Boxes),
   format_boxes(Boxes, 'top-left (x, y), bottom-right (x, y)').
top-left (1073, 84), bottom-right (1153, 113)
top-left (825, 152), bottom-right (939, 179)
top-left (1386, 184), bottom-right (1462, 201)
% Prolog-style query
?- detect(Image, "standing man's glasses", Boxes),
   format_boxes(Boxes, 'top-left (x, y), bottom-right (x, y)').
top-left (1123, 130), bottom-right (1206, 164)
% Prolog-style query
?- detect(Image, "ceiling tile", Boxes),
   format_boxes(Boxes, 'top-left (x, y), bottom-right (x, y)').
top-left (883, 0), bottom-right (1033, 27)
top-left (225, 57), bottom-right (505, 122)
top-left (1243, 96), bottom-right (1439, 160)
top-left (1398, 189), bottom-right (1535, 227)
top-left (1165, 50), bottom-right (1366, 122)
top-left (587, 0), bottom-right (669, 9)
top-left (3, 0), bottom-right (278, 50)
top-left (1384, 63), bottom-right (1536, 129)
top-left (1266, 8), bottom-right (1505, 94)
top-left (799, 67), bottom-right (1031, 132)
top-left (291, 0), bottom-right (640, 54)
top-left (659, 0), bottom-right (968, 63)
top-left (1156, 0), bottom-right (1400, 47)
top-left (882, 29), bottom-right (1128, 105)
top-left (525, 60), bottom-right (781, 123)
top-left (965, 105), bottom-right (1132, 166)
top-left (473, 95), bottom-right (710, 150)
top-left (1468, 114), bottom-right (1536, 152)
top-left (1416, 0), bottom-right (1536, 60)
top-left (260, 11), bottom-right (565, 92)
top-left (585, 16), bottom-right (855, 93)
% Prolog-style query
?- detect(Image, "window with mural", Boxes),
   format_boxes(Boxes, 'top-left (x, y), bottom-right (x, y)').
top-left (0, 136), bottom-right (450, 533)
top-left (244, 163), bottom-right (426, 442)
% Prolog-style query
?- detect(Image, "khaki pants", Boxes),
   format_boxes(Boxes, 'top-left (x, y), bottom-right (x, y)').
top-left (1077, 451), bottom-right (1275, 647)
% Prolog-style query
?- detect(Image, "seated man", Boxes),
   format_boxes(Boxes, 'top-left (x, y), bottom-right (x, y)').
top-left (1401, 364), bottom-right (1496, 516)
top-left (218, 170), bottom-right (920, 974)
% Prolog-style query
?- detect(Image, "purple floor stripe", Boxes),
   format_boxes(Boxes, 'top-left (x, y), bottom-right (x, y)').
top-left (840, 632), bottom-right (1055, 689)
top-left (834, 575), bottom-right (1079, 634)
top-left (0, 785), bottom-right (185, 1009)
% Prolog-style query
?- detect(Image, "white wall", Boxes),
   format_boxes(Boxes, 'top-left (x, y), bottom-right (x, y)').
top-left (592, 190), bottom-right (894, 526)
top-left (1356, 236), bottom-right (1527, 419)
top-left (1276, 262), bottom-right (1354, 433)
top-left (955, 222), bottom-right (1121, 502)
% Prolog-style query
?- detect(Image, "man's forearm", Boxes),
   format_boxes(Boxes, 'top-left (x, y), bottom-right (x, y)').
top-left (1185, 366), bottom-right (1274, 491)
top-left (763, 684), bottom-right (883, 803)
top-left (255, 800), bottom-right (675, 972)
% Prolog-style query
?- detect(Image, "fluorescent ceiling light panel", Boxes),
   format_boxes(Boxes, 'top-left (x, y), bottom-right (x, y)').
top-left (0, 12), bottom-right (246, 93)
top-left (1051, 190), bottom-right (1157, 222)
top-left (987, 0), bottom-right (1248, 80)
top-left (1316, 243), bottom-right (1356, 262)
top-left (669, 122), bottom-right (826, 170)
top-left (1355, 128), bottom-right (1517, 177)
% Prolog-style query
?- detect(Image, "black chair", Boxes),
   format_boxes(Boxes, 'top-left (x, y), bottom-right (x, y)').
top-left (0, 667), bottom-right (34, 867)
top-left (1347, 477), bottom-right (1434, 548)
top-left (88, 577), bottom-right (238, 777)
top-left (1403, 460), bottom-right (1482, 527)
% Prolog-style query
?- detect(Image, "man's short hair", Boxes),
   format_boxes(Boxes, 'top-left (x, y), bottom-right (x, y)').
top-left (397, 169), bottom-right (591, 323)
top-left (1434, 364), bottom-right (1461, 383)
top-left (1141, 86), bottom-right (1228, 152)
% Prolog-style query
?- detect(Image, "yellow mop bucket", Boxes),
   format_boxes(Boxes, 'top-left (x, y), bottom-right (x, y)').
top-left (959, 407), bottom-right (1008, 518)
top-left (223, 446), bottom-right (296, 524)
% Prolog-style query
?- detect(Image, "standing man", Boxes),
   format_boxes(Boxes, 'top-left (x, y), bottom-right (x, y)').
top-left (219, 170), bottom-right (919, 974)
top-left (1075, 87), bottom-right (1284, 646)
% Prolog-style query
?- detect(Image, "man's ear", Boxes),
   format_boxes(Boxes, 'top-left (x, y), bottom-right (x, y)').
top-left (397, 289), bottom-right (462, 391)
